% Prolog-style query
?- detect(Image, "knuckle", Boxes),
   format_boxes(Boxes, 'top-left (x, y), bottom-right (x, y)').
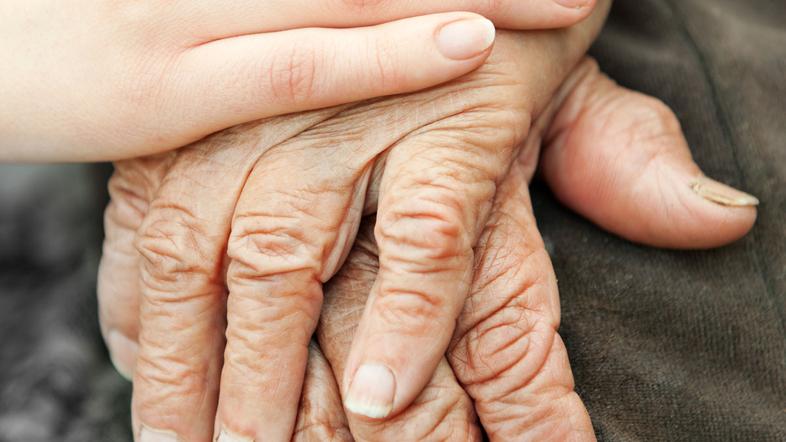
top-left (133, 350), bottom-right (208, 409)
top-left (630, 96), bottom-right (683, 140)
top-left (135, 204), bottom-right (214, 291)
top-left (452, 250), bottom-right (559, 387)
top-left (227, 211), bottom-right (321, 282)
top-left (375, 285), bottom-right (446, 329)
top-left (377, 190), bottom-right (470, 267)
top-left (458, 303), bottom-right (538, 382)
top-left (106, 176), bottom-right (149, 231)
top-left (268, 43), bottom-right (320, 104)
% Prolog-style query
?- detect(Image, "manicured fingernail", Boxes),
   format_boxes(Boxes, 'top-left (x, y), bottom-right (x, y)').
top-left (107, 330), bottom-right (138, 381)
top-left (217, 429), bottom-right (253, 442)
top-left (344, 364), bottom-right (396, 419)
top-left (435, 17), bottom-right (496, 60)
top-left (553, 0), bottom-right (591, 8)
top-left (139, 425), bottom-right (179, 442)
top-left (691, 176), bottom-right (759, 207)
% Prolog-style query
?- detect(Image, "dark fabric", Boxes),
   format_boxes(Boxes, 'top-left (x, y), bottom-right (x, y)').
top-left (552, 0), bottom-right (786, 440)
top-left (0, 1), bottom-right (783, 440)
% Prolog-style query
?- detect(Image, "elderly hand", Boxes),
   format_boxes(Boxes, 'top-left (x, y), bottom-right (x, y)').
top-left (98, 7), bottom-right (758, 442)
top-left (0, 0), bottom-right (596, 162)
top-left (295, 54), bottom-right (760, 441)
top-left (296, 52), bottom-right (763, 441)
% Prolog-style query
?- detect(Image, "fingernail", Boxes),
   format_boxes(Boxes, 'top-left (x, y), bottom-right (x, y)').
top-left (691, 176), bottom-right (759, 207)
top-left (553, 0), bottom-right (591, 8)
top-left (139, 425), bottom-right (179, 442)
top-left (435, 17), bottom-right (496, 60)
top-left (217, 429), bottom-right (253, 442)
top-left (107, 330), bottom-right (138, 381)
top-left (344, 364), bottom-right (396, 419)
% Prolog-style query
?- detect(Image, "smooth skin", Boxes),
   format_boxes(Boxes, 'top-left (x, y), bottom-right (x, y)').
top-left (98, 18), bottom-right (758, 442)
top-left (0, 0), bottom-right (596, 162)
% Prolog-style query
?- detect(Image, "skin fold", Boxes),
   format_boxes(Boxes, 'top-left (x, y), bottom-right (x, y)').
top-left (97, 5), bottom-right (758, 441)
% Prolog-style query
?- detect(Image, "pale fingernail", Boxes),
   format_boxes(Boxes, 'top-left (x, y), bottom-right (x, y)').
top-left (553, 0), bottom-right (591, 8)
top-left (344, 364), bottom-right (396, 419)
top-left (217, 429), bottom-right (253, 442)
top-left (107, 330), bottom-right (138, 381)
top-left (691, 176), bottom-right (759, 207)
top-left (435, 17), bottom-right (496, 60)
top-left (139, 425), bottom-right (179, 442)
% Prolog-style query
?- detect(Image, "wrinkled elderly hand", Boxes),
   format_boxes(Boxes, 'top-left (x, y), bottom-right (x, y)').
top-left (98, 8), bottom-right (758, 442)
top-left (295, 55), bottom-right (759, 441)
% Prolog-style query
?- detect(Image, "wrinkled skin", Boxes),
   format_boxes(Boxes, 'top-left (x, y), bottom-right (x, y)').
top-left (98, 16), bottom-right (758, 442)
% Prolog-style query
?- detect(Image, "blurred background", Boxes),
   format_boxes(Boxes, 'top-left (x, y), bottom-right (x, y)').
top-left (0, 164), bottom-right (132, 440)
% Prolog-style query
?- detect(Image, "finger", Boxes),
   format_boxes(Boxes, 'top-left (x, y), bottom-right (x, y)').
top-left (132, 113), bottom-right (352, 441)
top-left (337, 2), bottom-right (614, 417)
top-left (318, 224), bottom-right (481, 441)
top-left (341, 108), bottom-right (522, 420)
top-left (97, 156), bottom-right (173, 380)
top-left (215, 135), bottom-right (374, 441)
top-left (182, 0), bottom-right (595, 40)
top-left (131, 139), bottom-right (262, 441)
top-left (293, 343), bottom-right (353, 442)
top-left (449, 160), bottom-right (594, 441)
top-left (540, 59), bottom-right (758, 249)
top-left (166, 13), bottom-right (496, 148)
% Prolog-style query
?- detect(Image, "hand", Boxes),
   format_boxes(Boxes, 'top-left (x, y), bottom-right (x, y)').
top-left (98, 10), bottom-right (758, 442)
top-left (97, 7), bottom-right (614, 438)
top-left (291, 56), bottom-right (763, 441)
top-left (101, 54), bottom-right (758, 441)
top-left (0, 0), bottom-right (596, 162)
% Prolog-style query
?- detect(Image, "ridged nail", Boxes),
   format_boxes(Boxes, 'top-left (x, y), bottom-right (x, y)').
top-left (435, 17), bottom-right (496, 60)
top-left (691, 176), bottom-right (759, 207)
top-left (139, 426), bottom-right (179, 442)
top-left (344, 364), bottom-right (396, 419)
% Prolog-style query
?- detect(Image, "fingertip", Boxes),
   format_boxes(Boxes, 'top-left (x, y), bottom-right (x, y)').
top-left (344, 363), bottom-right (396, 419)
top-left (665, 174), bottom-right (759, 249)
top-left (434, 15), bottom-right (496, 61)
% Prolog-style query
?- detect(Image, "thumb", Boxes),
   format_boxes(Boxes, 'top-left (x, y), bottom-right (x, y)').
top-left (541, 59), bottom-right (758, 249)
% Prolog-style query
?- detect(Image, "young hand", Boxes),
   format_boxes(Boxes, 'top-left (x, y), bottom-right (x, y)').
top-left (0, 0), bottom-right (595, 162)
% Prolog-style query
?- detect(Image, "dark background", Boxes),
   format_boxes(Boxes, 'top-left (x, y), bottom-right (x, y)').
top-left (1, 1), bottom-right (784, 440)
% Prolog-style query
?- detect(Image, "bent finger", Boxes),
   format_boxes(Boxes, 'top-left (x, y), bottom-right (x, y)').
top-left (540, 58), bottom-right (758, 249)
top-left (341, 120), bottom-right (520, 420)
top-left (216, 137), bottom-right (372, 440)
top-left (98, 156), bottom-right (172, 380)
top-left (132, 141), bottom-right (257, 441)
top-left (450, 161), bottom-right (594, 441)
